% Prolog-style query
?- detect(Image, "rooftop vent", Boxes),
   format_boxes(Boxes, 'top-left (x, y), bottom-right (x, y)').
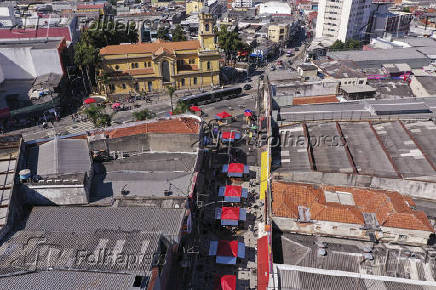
top-left (363, 246), bottom-right (373, 253)
top-left (318, 248), bottom-right (327, 256)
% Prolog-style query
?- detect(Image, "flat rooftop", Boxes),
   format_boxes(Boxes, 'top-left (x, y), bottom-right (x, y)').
top-left (273, 233), bottom-right (436, 282)
top-left (92, 152), bottom-right (197, 205)
top-left (276, 120), bottom-right (436, 182)
top-left (0, 206), bottom-right (187, 286)
top-left (276, 97), bottom-right (436, 122)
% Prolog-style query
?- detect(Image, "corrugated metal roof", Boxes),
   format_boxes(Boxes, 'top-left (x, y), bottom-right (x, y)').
top-left (35, 138), bottom-right (91, 176)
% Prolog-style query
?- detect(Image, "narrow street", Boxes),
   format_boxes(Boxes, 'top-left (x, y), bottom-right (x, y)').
top-left (188, 113), bottom-right (264, 289)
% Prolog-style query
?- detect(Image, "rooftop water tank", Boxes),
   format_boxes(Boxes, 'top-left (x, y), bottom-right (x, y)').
top-left (19, 169), bottom-right (31, 182)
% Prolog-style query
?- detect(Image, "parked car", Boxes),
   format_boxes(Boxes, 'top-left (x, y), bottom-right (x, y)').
top-left (243, 84), bottom-right (252, 90)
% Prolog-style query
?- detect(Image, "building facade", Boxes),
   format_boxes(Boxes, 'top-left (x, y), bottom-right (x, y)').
top-left (99, 13), bottom-right (220, 96)
top-left (316, 0), bottom-right (374, 42)
top-left (186, 0), bottom-right (204, 15)
top-left (268, 24), bottom-right (289, 43)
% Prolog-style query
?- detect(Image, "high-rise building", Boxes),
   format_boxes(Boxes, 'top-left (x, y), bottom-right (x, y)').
top-left (315, 0), bottom-right (374, 42)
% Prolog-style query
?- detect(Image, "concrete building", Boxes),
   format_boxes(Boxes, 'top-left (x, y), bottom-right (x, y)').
top-left (410, 76), bottom-right (436, 97)
top-left (232, 0), bottom-right (252, 9)
top-left (256, 1), bottom-right (292, 16)
top-left (267, 23), bottom-right (289, 43)
top-left (313, 59), bottom-right (367, 86)
top-left (372, 10), bottom-right (413, 38)
top-left (186, 0), bottom-right (203, 14)
top-left (269, 233), bottom-right (436, 289)
top-left (315, 0), bottom-right (373, 41)
top-left (297, 64), bottom-right (319, 81)
top-left (0, 39), bottom-right (65, 80)
top-left (99, 12), bottom-right (220, 96)
top-left (23, 137), bottom-right (93, 205)
top-left (272, 182), bottom-right (434, 245)
top-left (0, 206), bottom-right (188, 289)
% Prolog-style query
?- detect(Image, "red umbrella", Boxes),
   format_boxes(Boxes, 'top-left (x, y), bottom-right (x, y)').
top-left (84, 98), bottom-right (96, 104)
top-left (112, 102), bottom-right (121, 109)
top-left (190, 106), bottom-right (201, 112)
top-left (244, 111), bottom-right (252, 117)
top-left (216, 111), bottom-right (232, 119)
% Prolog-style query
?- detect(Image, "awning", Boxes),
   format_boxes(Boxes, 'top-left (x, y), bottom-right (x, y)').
top-left (221, 131), bottom-right (241, 142)
top-left (216, 111), bottom-right (232, 119)
top-left (84, 98), bottom-right (96, 104)
top-left (209, 240), bottom-right (245, 264)
top-left (220, 275), bottom-right (236, 290)
top-left (222, 163), bottom-right (249, 177)
top-left (190, 105), bottom-right (201, 112)
top-left (218, 185), bottom-right (248, 202)
top-left (112, 102), bottom-right (121, 109)
top-left (215, 207), bottom-right (247, 226)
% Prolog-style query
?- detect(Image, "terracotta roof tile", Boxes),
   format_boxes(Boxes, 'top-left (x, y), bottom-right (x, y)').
top-left (292, 95), bottom-right (338, 105)
top-left (100, 40), bottom-right (201, 55)
top-left (272, 182), bottom-right (434, 232)
top-left (107, 117), bottom-right (199, 139)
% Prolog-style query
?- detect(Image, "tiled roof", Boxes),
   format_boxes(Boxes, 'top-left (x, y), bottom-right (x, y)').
top-left (107, 117), bottom-right (199, 139)
top-left (272, 182), bottom-right (434, 232)
top-left (77, 3), bottom-right (105, 9)
top-left (292, 95), bottom-right (338, 105)
top-left (100, 40), bottom-right (201, 55)
top-left (0, 27), bottom-right (71, 42)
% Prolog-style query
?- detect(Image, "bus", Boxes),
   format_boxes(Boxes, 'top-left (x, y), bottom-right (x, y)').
top-left (178, 87), bottom-right (243, 106)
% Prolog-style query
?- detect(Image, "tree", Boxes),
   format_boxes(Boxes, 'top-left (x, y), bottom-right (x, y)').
top-left (74, 20), bottom-right (138, 87)
top-left (216, 25), bottom-right (248, 65)
top-left (171, 25), bottom-right (186, 42)
top-left (133, 109), bottom-right (155, 121)
top-left (344, 39), bottom-right (361, 49)
top-left (173, 101), bottom-right (189, 115)
top-left (167, 86), bottom-right (176, 113)
top-left (330, 40), bottom-right (344, 50)
top-left (157, 26), bottom-right (170, 41)
top-left (329, 39), bottom-right (361, 51)
top-left (83, 104), bottom-right (112, 127)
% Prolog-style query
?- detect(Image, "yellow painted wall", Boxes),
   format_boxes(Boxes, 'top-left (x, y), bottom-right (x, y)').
top-left (260, 151), bottom-right (270, 200)
top-left (186, 1), bottom-right (203, 15)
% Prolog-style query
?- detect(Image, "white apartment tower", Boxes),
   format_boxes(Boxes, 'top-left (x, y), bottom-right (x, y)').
top-left (316, 0), bottom-right (374, 42)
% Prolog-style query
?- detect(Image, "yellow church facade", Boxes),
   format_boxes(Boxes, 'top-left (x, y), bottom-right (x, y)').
top-left (98, 13), bottom-right (220, 96)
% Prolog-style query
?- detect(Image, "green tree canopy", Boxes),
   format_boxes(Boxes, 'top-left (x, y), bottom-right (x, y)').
top-left (74, 20), bottom-right (138, 86)
top-left (329, 39), bottom-right (361, 51)
top-left (133, 109), bottom-right (155, 121)
top-left (83, 104), bottom-right (112, 127)
top-left (215, 25), bottom-right (249, 64)
top-left (172, 25), bottom-right (186, 42)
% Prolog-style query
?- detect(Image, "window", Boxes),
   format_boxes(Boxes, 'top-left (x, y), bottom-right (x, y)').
top-left (148, 81), bottom-right (153, 92)
top-left (109, 84), bottom-right (115, 91)
top-left (189, 59), bottom-right (195, 64)
top-left (359, 80), bottom-right (364, 84)
top-left (134, 82), bottom-right (139, 90)
top-left (148, 61), bottom-right (152, 67)
top-left (115, 65), bottom-right (120, 70)
top-left (181, 78), bottom-right (185, 86)
top-left (279, 28), bottom-right (284, 33)
top-left (122, 83), bottom-right (126, 89)
top-left (131, 63), bottom-right (138, 69)
top-left (193, 77), bottom-right (197, 85)
top-left (205, 24), bottom-right (210, 32)
top-left (207, 61), bottom-right (211, 70)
